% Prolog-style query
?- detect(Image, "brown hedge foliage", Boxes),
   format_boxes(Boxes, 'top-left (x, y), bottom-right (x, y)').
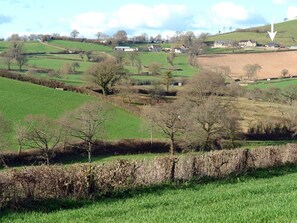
top-left (1, 144), bottom-right (297, 209)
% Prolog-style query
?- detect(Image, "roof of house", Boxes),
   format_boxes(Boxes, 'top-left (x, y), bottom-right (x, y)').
top-left (267, 42), bottom-right (279, 47)
top-left (214, 40), bottom-right (234, 45)
top-left (239, 39), bottom-right (257, 43)
top-left (115, 46), bottom-right (130, 48)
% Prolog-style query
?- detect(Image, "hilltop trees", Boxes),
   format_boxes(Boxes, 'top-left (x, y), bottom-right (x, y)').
top-left (85, 58), bottom-right (127, 96)
top-left (113, 30), bottom-right (128, 44)
top-left (70, 29), bottom-right (80, 38)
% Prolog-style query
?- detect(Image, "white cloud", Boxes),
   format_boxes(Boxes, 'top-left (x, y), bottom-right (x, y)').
top-left (69, 4), bottom-right (190, 37)
top-left (62, 2), bottom-right (267, 38)
top-left (192, 2), bottom-right (266, 32)
top-left (287, 6), bottom-right (297, 19)
top-left (211, 2), bottom-right (250, 23)
top-left (273, 0), bottom-right (293, 4)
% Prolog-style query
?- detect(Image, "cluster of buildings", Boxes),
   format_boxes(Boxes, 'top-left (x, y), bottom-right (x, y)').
top-left (213, 39), bottom-right (283, 49)
top-left (114, 45), bottom-right (188, 53)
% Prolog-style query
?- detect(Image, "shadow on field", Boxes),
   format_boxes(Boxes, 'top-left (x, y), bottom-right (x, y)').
top-left (2, 163), bottom-right (297, 217)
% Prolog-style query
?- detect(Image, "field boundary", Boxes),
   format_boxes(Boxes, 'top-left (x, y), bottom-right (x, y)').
top-left (1, 143), bottom-right (297, 209)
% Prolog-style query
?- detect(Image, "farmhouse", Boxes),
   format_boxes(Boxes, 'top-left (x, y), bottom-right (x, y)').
top-left (266, 42), bottom-right (280, 48)
top-left (214, 40), bottom-right (234, 48)
top-left (239, 40), bottom-right (257, 48)
top-left (174, 48), bottom-right (185, 54)
top-left (114, 46), bottom-right (138, 52)
top-left (148, 45), bottom-right (162, 52)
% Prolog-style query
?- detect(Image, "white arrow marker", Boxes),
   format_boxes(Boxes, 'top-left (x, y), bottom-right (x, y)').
top-left (268, 22), bottom-right (277, 41)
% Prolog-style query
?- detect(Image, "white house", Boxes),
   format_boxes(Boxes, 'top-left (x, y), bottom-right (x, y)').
top-left (239, 40), bottom-right (257, 48)
top-left (148, 45), bottom-right (162, 52)
top-left (114, 46), bottom-right (138, 52)
top-left (214, 40), bottom-right (234, 48)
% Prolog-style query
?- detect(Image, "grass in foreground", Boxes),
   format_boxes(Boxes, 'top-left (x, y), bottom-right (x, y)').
top-left (2, 164), bottom-right (297, 223)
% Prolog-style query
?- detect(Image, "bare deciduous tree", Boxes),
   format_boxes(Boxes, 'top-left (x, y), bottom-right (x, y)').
top-left (15, 55), bottom-right (27, 71)
top-left (127, 51), bottom-right (139, 67)
top-left (113, 50), bottom-right (125, 65)
top-left (71, 62), bottom-right (80, 73)
top-left (85, 58), bottom-right (126, 96)
top-left (187, 97), bottom-right (230, 150)
top-left (113, 30), bottom-right (128, 44)
top-left (180, 70), bottom-right (226, 106)
top-left (167, 52), bottom-right (176, 66)
top-left (243, 64), bottom-right (262, 80)
top-left (148, 62), bottom-right (162, 75)
top-left (20, 115), bottom-right (64, 165)
top-left (70, 29), bottom-right (79, 38)
top-left (281, 68), bottom-right (289, 78)
top-left (282, 85), bottom-right (297, 106)
top-left (143, 101), bottom-right (187, 156)
top-left (15, 122), bottom-right (28, 155)
top-left (2, 41), bottom-right (27, 71)
top-left (162, 71), bottom-right (174, 92)
top-left (118, 78), bottom-right (137, 105)
top-left (61, 102), bottom-right (108, 163)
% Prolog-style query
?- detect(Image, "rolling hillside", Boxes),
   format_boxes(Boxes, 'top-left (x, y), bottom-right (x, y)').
top-left (0, 77), bottom-right (148, 151)
top-left (209, 19), bottom-right (297, 46)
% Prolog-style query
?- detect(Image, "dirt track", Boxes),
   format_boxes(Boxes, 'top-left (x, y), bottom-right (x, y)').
top-left (198, 51), bottom-right (297, 79)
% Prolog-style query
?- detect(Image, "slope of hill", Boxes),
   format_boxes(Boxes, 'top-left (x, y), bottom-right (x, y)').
top-left (47, 40), bottom-right (113, 53)
top-left (209, 19), bottom-right (297, 46)
top-left (0, 77), bottom-right (148, 151)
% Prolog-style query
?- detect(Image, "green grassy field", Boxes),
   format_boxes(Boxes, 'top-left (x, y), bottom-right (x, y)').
top-left (27, 54), bottom-right (92, 72)
top-left (3, 164), bottom-right (297, 223)
top-left (0, 77), bottom-right (148, 151)
top-left (248, 78), bottom-right (297, 89)
top-left (0, 41), bottom-right (59, 53)
top-left (47, 40), bottom-right (113, 53)
top-left (208, 20), bottom-right (297, 46)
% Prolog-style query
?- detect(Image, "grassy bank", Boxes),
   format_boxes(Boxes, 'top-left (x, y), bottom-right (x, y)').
top-left (2, 164), bottom-right (297, 223)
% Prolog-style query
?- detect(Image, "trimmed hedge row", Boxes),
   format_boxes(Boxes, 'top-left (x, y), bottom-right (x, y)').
top-left (1, 143), bottom-right (297, 209)
top-left (0, 69), bottom-right (95, 95)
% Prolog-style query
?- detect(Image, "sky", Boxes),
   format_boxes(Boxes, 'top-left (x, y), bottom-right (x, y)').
top-left (1, 0), bottom-right (297, 39)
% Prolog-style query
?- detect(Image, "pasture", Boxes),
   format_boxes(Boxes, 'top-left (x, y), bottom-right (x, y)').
top-left (198, 51), bottom-right (297, 80)
top-left (47, 40), bottom-right (113, 53)
top-left (3, 165), bottom-right (297, 222)
top-left (0, 77), bottom-right (148, 151)
top-left (248, 78), bottom-right (297, 89)
top-left (0, 41), bottom-right (59, 53)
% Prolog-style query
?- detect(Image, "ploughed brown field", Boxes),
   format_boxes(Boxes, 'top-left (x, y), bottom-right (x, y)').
top-left (198, 51), bottom-right (297, 80)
